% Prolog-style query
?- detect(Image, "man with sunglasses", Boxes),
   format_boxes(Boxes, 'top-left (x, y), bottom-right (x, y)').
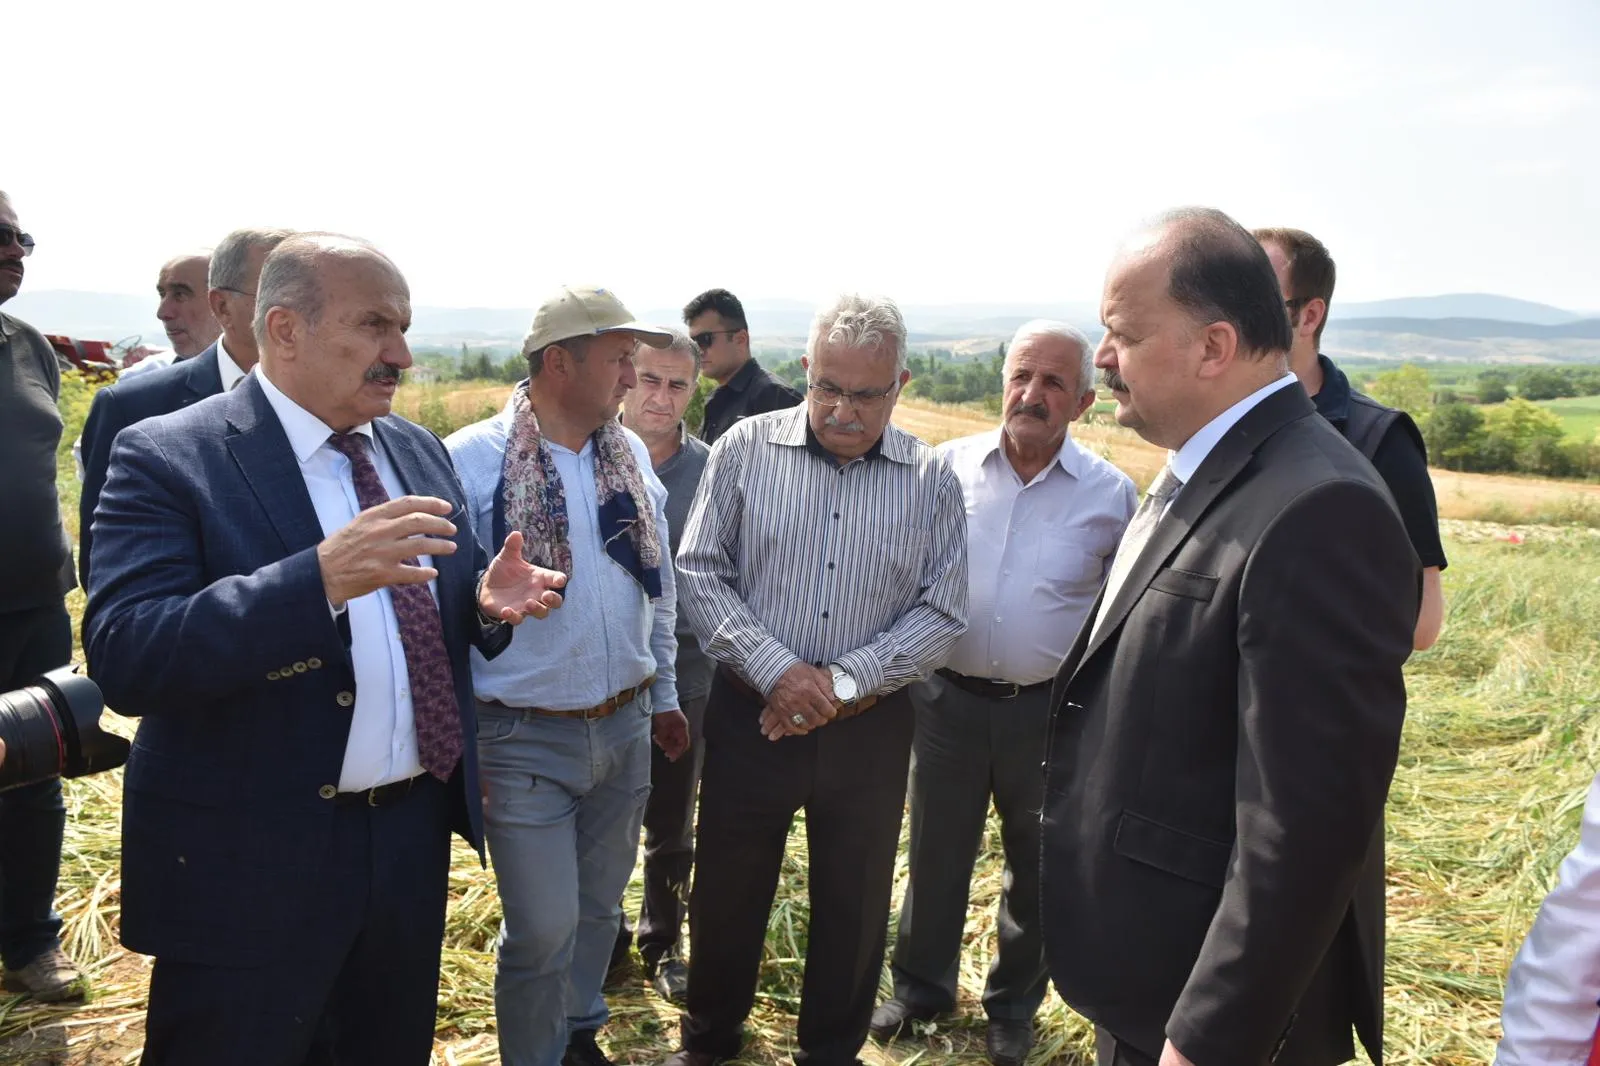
top-left (1253, 227), bottom-right (1446, 651)
top-left (667, 292), bottom-right (968, 1066)
top-left (0, 191), bottom-right (85, 1003)
top-left (78, 229), bottom-right (294, 589)
top-left (683, 288), bottom-right (801, 445)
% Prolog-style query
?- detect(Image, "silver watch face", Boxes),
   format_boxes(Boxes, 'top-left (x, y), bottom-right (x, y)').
top-left (830, 666), bottom-right (859, 703)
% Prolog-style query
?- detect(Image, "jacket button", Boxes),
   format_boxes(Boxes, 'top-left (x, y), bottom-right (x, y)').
top-left (336, 691), bottom-right (355, 707)
top-left (267, 670), bottom-right (280, 681)
top-left (307, 657), bottom-right (323, 669)
top-left (318, 785), bottom-right (337, 800)
top-left (293, 662), bottom-right (308, 673)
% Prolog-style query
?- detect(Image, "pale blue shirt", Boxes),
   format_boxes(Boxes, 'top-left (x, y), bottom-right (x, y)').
top-left (446, 402), bottom-right (679, 714)
top-left (256, 367), bottom-right (428, 791)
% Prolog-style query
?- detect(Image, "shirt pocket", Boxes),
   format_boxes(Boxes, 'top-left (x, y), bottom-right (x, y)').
top-left (1035, 527), bottom-right (1114, 591)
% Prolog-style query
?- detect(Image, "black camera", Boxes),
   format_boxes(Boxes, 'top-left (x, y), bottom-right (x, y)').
top-left (0, 666), bottom-right (130, 791)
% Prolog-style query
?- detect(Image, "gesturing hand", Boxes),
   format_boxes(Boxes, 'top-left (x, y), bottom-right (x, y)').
top-left (481, 530), bottom-right (568, 624)
top-left (761, 662), bottom-right (837, 741)
top-left (653, 710), bottom-right (691, 762)
top-left (318, 495), bottom-right (459, 608)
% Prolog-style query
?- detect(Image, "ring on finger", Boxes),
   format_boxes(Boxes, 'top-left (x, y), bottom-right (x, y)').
top-left (790, 713), bottom-right (806, 727)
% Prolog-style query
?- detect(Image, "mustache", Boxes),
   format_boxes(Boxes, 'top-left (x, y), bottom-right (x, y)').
top-left (823, 413), bottom-right (866, 432)
top-left (1101, 369), bottom-right (1128, 392)
top-left (1008, 402), bottom-right (1049, 421)
top-left (365, 363), bottom-right (402, 384)
top-left (0, 258), bottom-right (22, 271)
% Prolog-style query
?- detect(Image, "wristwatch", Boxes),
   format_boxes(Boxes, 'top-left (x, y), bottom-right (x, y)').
top-left (828, 664), bottom-right (859, 704)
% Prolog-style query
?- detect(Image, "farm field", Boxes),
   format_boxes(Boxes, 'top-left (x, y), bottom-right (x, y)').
top-left (8, 386), bottom-right (1600, 1064)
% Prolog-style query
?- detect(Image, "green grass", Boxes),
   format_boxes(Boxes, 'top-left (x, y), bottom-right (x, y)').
top-left (1535, 395), bottom-right (1600, 441)
top-left (14, 377), bottom-right (1600, 1064)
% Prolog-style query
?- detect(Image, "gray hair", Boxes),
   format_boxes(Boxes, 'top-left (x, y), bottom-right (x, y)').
top-left (658, 329), bottom-right (703, 373)
top-left (1007, 319), bottom-right (1096, 395)
top-left (253, 233), bottom-right (399, 348)
top-left (807, 293), bottom-right (907, 374)
top-left (210, 228), bottom-right (295, 292)
top-left (0, 189), bottom-right (12, 213)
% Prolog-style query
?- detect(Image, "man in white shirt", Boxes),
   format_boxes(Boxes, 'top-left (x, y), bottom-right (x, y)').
top-left (78, 228), bottom-right (293, 588)
top-left (873, 321), bottom-right (1135, 1065)
top-left (119, 250), bottom-right (222, 378)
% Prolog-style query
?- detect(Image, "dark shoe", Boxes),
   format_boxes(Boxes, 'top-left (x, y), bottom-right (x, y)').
top-left (563, 1029), bottom-right (614, 1066)
top-left (653, 957), bottom-right (689, 1004)
top-left (985, 1018), bottom-right (1035, 1066)
top-left (661, 1052), bottom-right (724, 1066)
top-left (1, 946), bottom-right (87, 1003)
top-left (868, 997), bottom-right (946, 1041)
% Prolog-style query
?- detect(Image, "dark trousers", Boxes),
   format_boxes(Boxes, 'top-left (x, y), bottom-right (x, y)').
top-left (141, 774), bottom-right (454, 1066)
top-left (682, 678), bottom-right (913, 1066)
top-left (890, 674), bottom-right (1050, 1021)
top-left (1096, 1027), bottom-right (1159, 1066)
top-left (633, 691), bottom-right (707, 966)
top-left (0, 603), bottom-right (72, 971)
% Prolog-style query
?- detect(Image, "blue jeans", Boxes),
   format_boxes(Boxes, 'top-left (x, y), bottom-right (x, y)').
top-left (0, 603), bottom-right (71, 972)
top-left (477, 695), bottom-right (653, 1066)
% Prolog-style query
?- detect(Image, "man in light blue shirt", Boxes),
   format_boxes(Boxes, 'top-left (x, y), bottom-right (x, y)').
top-left (447, 285), bottom-right (689, 1066)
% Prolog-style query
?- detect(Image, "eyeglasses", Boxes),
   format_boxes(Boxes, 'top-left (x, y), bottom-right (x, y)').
top-left (807, 381), bottom-right (899, 412)
top-left (0, 225), bottom-right (36, 256)
top-left (1284, 297), bottom-right (1311, 312)
top-left (215, 286), bottom-right (254, 298)
top-left (690, 329), bottom-right (740, 349)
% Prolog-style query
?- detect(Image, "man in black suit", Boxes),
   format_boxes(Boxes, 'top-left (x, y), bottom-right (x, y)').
top-left (1042, 207), bottom-right (1419, 1066)
top-left (78, 227), bottom-right (293, 586)
top-left (683, 288), bottom-right (800, 445)
top-left (83, 233), bottom-right (567, 1065)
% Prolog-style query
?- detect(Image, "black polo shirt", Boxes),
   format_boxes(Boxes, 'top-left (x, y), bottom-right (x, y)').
top-left (1312, 353), bottom-right (1448, 570)
top-left (699, 357), bottom-right (802, 446)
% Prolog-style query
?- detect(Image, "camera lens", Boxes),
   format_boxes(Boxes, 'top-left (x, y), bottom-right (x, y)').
top-left (0, 683), bottom-right (68, 791)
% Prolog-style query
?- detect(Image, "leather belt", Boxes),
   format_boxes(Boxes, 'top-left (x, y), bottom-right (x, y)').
top-left (484, 676), bottom-right (655, 721)
top-left (335, 775), bottom-right (423, 808)
top-left (936, 667), bottom-right (1051, 701)
top-left (717, 665), bottom-right (880, 720)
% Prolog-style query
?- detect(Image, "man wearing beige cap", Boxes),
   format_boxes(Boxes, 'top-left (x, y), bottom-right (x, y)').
top-left (446, 286), bottom-right (691, 1066)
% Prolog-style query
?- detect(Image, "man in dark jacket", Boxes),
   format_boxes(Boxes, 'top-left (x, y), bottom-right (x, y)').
top-left (683, 288), bottom-right (800, 445)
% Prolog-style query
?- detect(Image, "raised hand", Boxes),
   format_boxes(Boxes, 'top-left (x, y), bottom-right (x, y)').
top-left (481, 530), bottom-right (568, 624)
top-left (317, 495), bottom-right (459, 608)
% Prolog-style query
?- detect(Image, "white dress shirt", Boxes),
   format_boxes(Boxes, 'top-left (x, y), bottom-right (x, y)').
top-left (256, 368), bottom-right (431, 791)
top-left (117, 349), bottom-right (181, 380)
top-left (217, 337), bottom-right (248, 392)
top-left (1497, 770), bottom-right (1600, 1066)
top-left (940, 429), bottom-right (1136, 685)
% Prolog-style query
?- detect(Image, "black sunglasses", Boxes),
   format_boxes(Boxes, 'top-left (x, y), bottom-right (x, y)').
top-left (0, 225), bottom-right (35, 256)
top-left (690, 329), bottom-right (740, 349)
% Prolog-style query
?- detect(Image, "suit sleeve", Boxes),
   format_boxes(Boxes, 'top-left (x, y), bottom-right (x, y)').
top-left (1166, 479), bottom-right (1418, 1065)
top-left (1496, 772), bottom-right (1600, 1066)
top-left (83, 425), bottom-right (342, 716)
top-left (78, 386), bottom-right (123, 589)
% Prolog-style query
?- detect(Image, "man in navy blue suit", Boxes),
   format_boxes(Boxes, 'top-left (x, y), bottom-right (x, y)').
top-left (83, 233), bottom-right (568, 1066)
top-left (78, 227), bottom-right (293, 587)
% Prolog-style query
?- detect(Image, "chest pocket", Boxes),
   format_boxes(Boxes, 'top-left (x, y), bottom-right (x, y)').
top-left (1036, 527), bottom-right (1114, 589)
top-left (1147, 567), bottom-right (1218, 602)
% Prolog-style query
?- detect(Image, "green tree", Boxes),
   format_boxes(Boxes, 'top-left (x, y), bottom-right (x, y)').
top-left (1476, 370), bottom-right (1510, 405)
top-left (1423, 403), bottom-right (1486, 471)
top-left (1482, 397), bottom-right (1567, 474)
top-left (1516, 368), bottom-right (1576, 402)
top-left (1369, 364), bottom-right (1434, 419)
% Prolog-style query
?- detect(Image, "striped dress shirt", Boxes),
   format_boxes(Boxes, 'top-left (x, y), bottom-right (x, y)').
top-left (677, 404), bottom-right (969, 698)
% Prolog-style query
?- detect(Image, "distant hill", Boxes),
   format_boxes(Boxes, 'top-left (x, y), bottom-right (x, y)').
top-left (1332, 294), bottom-right (1580, 325)
top-left (9, 289), bottom-right (1599, 366)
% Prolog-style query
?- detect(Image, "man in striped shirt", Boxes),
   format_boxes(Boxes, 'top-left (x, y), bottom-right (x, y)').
top-left (665, 293), bottom-right (969, 1066)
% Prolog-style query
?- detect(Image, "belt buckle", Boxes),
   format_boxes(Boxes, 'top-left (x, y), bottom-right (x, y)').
top-left (366, 785), bottom-right (382, 807)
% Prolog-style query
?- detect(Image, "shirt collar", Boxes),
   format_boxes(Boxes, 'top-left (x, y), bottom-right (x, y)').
top-left (255, 366), bottom-right (373, 463)
top-left (768, 403), bottom-right (917, 465)
top-left (0, 313), bottom-right (18, 339)
top-left (216, 337), bottom-right (248, 392)
top-left (1309, 352), bottom-right (1352, 424)
top-left (722, 356), bottom-right (762, 393)
top-left (1169, 373), bottom-right (1298, 485)
top-left (982, 425), bottom-right (1087, 484)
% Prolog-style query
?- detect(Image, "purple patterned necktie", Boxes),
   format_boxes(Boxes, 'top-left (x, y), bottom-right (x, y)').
top-left (327, 432), bottom-right (462, 782)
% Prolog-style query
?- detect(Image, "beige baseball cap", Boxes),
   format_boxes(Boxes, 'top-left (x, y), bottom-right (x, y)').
top-left (521, 285), bottom-right (674, 356)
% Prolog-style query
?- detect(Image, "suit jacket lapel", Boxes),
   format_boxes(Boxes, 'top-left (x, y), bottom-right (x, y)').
top-left (224, 376), bottom-right (326, 556)
top-left (183, 344), bottom-right (223, 401)
top-left (1066, 383), bottom-right (1315, 683)
top-left (373, 419), bottom-right (465, 587)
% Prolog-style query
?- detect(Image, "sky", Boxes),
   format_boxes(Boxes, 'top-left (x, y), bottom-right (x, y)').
top-left (9, 0), bottom-right (1600, 314)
